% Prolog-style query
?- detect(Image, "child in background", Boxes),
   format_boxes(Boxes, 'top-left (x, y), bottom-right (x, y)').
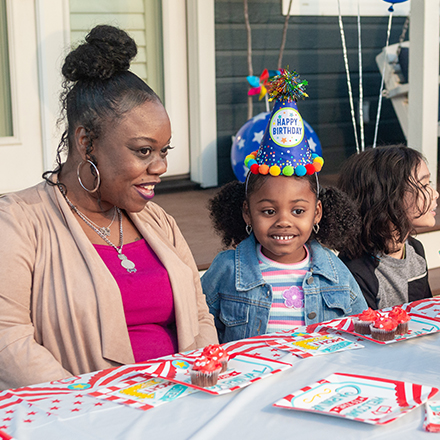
top-left (201, 70), bottom-right (367, 344)
top-left (338, 145), bottom-right (438, 310)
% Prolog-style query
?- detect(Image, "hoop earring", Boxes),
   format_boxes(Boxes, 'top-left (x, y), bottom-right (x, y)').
top-left (313, 223), bottom-right (320, 234)
top-left (246, 224), bottom-right (252, 235)
top-left (77, 160), bottom-right (100, 193)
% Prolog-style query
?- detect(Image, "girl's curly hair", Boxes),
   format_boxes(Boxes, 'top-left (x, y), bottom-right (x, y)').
top-left (337, 145), bottom-right (431, 259)
top-left (209, 173), bottom-right (361, 251)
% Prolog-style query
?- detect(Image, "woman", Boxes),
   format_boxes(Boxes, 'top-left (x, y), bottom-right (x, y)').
top-left (0, 25), bottom-right (217, 390)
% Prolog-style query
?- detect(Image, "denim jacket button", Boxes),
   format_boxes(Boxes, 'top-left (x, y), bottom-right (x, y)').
top-left (307, 276), bottom-right (314, 285)
top-left (308, 312), bottom-right (317, 319)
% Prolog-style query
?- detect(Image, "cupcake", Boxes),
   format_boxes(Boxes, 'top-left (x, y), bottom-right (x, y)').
top-left (202, 344), bottom-right (229, 373)
top-left (354, 308), bottom-right (379, 335)
top-left (389, 306), bottom-right (411, 335)
top-left (370, 317), bottom-right (398, 341)
top-left (190, 356), bottom-right (222, 387)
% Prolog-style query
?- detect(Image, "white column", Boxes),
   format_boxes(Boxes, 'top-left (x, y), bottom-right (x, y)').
top-left (35, 0), bottom-right (70, 172)
top-left (186, 0), bottom-right (218, 188)
top-left (162, 0), bottom-right (190, 178)
top-left (408, 0), bottom-right (439, 187)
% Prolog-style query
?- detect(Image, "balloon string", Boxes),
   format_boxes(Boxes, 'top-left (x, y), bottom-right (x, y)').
top-left (357, 0), bottom-right (365, 152)
top-left (338, 0), bottom-right (360, 154)
top-left (373, 12), bottom-right (393, 148)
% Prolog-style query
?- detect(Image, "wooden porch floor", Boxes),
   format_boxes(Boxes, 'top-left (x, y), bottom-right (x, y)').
top-left (154, 188), bottom-right (222, 271)
top-left (154, 176), bottom-right (440, 295)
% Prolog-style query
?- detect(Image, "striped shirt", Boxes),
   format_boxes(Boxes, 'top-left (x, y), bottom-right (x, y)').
top-left (257, 244), bottom-right (310, 332)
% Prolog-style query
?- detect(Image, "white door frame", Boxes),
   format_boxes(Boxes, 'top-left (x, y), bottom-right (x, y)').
top-left (162, 0), bottom-right (218, 187)
top-left (408, 0), bottom-right (439, 189)
top-left (0, 0), bottom-right (46, 193)
top-left (35, 0), bottom-right (71, 173)
top-left (186, 0), bottom-right (218, 188)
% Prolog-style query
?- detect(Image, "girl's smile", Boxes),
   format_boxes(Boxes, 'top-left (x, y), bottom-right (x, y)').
top-left (243, 176), bottom-right (322, 264)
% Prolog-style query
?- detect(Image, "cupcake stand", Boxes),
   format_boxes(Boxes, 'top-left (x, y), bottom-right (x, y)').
top-left (1, 297), bottom-right (440, 439)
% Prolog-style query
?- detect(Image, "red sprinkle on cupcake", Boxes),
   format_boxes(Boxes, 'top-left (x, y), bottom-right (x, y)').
top-left (389, 306), bottom-right (411, 335)
top-left (202, 344), bottom-right (229, 373)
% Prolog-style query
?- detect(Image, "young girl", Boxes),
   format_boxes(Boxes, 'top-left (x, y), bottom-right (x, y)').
top-left (338, 145), bottom-right (438, 310)
top-left (201, 174), bottom-right (367, 343)
top-left (202, 70), bottom-right (368, 344)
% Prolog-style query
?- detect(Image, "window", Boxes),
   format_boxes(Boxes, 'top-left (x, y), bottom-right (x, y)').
top-left (69, 0), bottom-right (164, 100)
top-left (0, 0), bottom-right (13, 137)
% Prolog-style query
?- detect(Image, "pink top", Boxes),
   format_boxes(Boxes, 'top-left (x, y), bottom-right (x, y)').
top-left (94, 239), bottom-right (178, 362)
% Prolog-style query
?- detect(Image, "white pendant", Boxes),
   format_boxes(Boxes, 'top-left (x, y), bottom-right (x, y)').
top-left (118, 253), bottom-right (137, 273)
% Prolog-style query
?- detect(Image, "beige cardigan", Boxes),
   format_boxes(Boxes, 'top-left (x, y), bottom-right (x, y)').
top-left (0, 182), bottom-right (217, 390)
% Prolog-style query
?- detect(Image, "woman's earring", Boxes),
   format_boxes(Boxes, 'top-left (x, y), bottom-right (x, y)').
top-left (313, 223), bottom-right (320, 234)
top-left (77, 159), bottom-right (101, 193)
top-left (246, 224), bottom-right (253, 235)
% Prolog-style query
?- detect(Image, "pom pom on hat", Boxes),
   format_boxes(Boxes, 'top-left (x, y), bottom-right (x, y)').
top-left (259, 164), bottom-right (270, 175)
top-left (269, 165), bottom-right (281, 176)
top-left (305, 164), bottom-right (316, 175)
top-left (295, 165), bottom-right (307, 176)
top-left (250, 163), bottom-right (260, 174)
top-left (282, 165), bottom-right (294, 176)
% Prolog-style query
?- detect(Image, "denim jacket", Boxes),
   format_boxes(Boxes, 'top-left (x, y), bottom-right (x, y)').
top-left (201, 234), bottom-right (367, 344)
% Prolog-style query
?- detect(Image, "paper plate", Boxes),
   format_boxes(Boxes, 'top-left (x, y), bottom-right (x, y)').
top-left (308, 313), bottom-right (440, 344)
top-left (139, 353), bottom-right (292, 395)
top-left (273, 372), bottom-right (438, 425)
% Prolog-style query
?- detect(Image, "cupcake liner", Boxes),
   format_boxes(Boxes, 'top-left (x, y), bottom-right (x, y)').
top-left (220, 358), bottom-right (228, 373)
top-left (353, 318), bottom-right (374, 335)
top-left (190, 367), bottom-right (221, 387)
top-left (370, 324), bottom-right (396, 341)
top-left (396, 322), bottom-right (409, 335)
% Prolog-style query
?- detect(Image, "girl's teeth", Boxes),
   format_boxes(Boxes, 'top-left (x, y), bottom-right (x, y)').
top-left (273, 235), bottom-right (293, 240)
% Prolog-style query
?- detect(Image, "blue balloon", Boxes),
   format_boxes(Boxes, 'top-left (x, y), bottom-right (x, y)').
top-left (231, 112), bottom-right (322, 182)
top-left (383, 0), bottom-right (408, 12)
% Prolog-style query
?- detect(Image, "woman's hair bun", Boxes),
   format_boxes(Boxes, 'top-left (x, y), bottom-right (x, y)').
top-left (62, 25), bottom-right (137, 82)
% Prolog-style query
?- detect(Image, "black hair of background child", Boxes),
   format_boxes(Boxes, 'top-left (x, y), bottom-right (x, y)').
top-left (208, 173), bottom-right (361, 252)
top-left (337, 145), bottom-right (431, 259)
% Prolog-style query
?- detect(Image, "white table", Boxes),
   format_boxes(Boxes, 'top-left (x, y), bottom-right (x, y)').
top-left (2, 319), bottom-right (440, 439)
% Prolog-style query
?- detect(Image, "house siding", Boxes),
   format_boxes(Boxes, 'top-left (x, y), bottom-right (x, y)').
top-left (215, 0), bottom-right (408, 184)
top-left (69, 0), bottom-right (164, 99)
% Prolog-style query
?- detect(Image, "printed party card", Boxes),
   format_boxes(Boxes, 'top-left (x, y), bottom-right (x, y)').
top-left (266, 332), bottom-right (364, 358)
top-left (89, 376), bottom-right (197, 411)
top-left (274, 372), bottom-right (438, 425)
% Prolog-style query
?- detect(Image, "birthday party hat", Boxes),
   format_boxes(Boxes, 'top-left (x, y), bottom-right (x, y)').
top-left (244, 69), bottom-right (324, 177)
